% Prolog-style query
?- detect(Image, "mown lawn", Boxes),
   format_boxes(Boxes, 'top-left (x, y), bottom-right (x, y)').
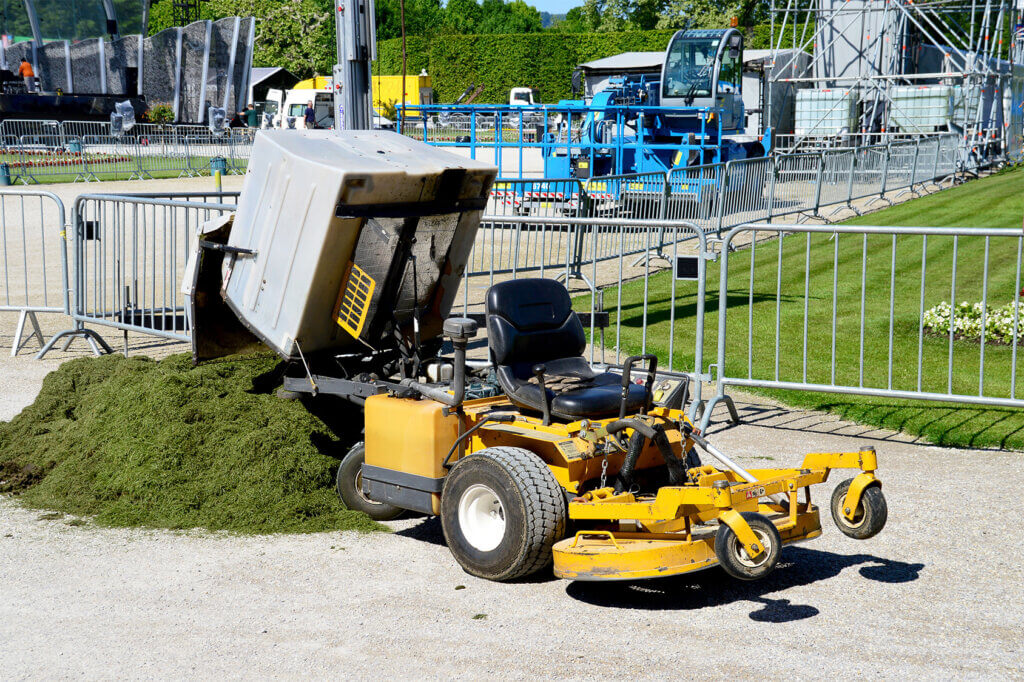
top-left (586, 165), bottom-right (1024, 449)
top-left (2, 154), bottom-right (231, 184)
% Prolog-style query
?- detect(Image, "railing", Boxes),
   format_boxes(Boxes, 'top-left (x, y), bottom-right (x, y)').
top-left (0, 189), bottom-right (70, 355)
top-left (37, 193), bottom-right (240, 358)
top-left (0, 119), bottom-right (253, 184)
top-left (5, 185), bottom-right (1018, 445)
top-left (698, 223), bottom-right (1024, 430)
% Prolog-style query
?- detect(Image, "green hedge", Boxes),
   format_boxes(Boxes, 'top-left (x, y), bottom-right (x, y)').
top-left (375, 25), bottom-right (805, 104)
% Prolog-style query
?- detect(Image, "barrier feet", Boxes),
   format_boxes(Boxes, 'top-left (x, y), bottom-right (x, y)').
top-left (698, 393), bottom-right (741, 433)
top-left (10, 311), bottom-right (44, 357)
top-left (35, 325), bottom-right (113, 360)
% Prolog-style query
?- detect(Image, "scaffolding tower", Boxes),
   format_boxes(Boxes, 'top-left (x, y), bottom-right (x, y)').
top-left (768, 0), bottom-right (1024, 160)
top-left (172, 0), bottom-right (203, 26)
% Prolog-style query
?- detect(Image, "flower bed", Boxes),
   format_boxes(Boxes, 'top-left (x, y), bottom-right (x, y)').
top-left (922, 300), bottom-right (1024, 344)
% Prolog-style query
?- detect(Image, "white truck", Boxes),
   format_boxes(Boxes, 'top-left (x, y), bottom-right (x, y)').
top-left (260, 85), bottom-right (394, 130)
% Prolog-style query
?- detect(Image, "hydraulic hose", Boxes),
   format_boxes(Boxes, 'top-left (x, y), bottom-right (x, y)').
top-left (610, 420), bottom-right (688, 492)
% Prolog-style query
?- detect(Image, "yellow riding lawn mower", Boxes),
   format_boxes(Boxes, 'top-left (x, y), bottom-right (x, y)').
top-left (189, 129), bottom-right (888, 583)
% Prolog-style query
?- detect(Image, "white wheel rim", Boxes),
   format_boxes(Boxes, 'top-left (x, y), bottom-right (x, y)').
top-left (839, 494), bottom-right (867, 528)
top-left (735, 527), bottom-right (773, 568)
top-left (458, 484), bottom-right (506, 552)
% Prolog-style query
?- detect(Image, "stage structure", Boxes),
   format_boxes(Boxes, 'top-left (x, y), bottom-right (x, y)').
top-left (0, 1), bottom-right (254, 124)
top-left (768, 0), bottom-right (1024, 161)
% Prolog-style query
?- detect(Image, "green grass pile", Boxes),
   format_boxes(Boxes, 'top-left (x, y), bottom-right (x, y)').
top-left (0, 353), bottom-right (384, 534)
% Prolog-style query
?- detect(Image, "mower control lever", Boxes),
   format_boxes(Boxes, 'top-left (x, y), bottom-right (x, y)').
top-left (533, 364), bottom-right (552, 426)
top-left (619, 354), bottom-right (658, 419)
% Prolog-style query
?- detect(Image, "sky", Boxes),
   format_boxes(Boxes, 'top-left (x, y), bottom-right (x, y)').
top-left (530, 0), bottom-right (582, 15)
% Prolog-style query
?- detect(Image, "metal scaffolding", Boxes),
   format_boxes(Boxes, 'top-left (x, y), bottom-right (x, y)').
top-left (768, 0), bottom-right (1024, 162)
top-left (172, 0), bottom-right (203, 26)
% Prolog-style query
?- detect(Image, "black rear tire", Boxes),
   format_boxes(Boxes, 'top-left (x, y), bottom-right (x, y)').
top-left (441, 447), bottom-right (567, 581)
top-left (715, 512), bottom-right (782, 581)
top-left (830, 478), bottom-right (887, 539)
top-left (336, 443), bottom-right (403, 521)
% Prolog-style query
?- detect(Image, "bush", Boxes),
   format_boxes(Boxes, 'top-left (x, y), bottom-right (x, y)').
top-left (375, 24), bottom-right (807, 105)
top-left (923, 300), bottom-right (1024, 344)
top-left (143, 103), bottom-right (175, 124)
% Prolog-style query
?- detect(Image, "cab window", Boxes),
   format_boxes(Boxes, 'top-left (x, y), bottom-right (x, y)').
top-left (718, 40), bottom-right (742, 94)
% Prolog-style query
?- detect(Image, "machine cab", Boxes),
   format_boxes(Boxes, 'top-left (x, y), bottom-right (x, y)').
top-left (660, 28), bottom-right (745, 132)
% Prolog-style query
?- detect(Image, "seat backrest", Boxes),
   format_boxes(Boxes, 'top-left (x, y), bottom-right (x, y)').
top-left (486, 278), bottom-right (586, 368)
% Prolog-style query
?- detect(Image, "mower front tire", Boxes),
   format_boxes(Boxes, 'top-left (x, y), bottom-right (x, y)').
top-left (441, 447), bottom-right (567, 581)
top-left (336, 443), bottom-right (403, 521)
top-left (715, 512), bottom-right (782, 581)
top-left (830, 478), bottom-right (887, 540)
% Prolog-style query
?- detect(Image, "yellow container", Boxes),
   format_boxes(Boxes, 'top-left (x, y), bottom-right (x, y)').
top-left (373, 74), bottom-right (431, 116)
top-left (362, 393), bottom-right (459, 514)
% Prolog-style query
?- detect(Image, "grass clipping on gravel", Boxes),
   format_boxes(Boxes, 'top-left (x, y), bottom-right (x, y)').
top-left (0, 353), bottom-right (384, 534)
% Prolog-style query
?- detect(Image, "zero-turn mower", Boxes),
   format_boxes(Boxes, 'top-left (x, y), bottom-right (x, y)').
top-left (189, 129), bottom-right (887, 583)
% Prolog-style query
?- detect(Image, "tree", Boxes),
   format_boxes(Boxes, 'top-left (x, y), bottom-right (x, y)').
top-left (552, 7), bottom-right (590, 33)
top-left (442, 0), bottom-right (482, 34)
top-left (477, 0), bottom-right (543, 34)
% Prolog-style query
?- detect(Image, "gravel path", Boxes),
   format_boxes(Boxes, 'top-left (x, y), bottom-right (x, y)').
top-left (2, 398), bottom-right (1022, 679)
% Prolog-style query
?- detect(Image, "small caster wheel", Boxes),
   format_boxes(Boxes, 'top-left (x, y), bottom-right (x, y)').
top-left (336, 443), bottom-right (402, 521)
top-left (276, 387), bottom-right (303, 401)
top-left (715, 512), bottom-right (781, 581)
top-left (830, 478), bottom-right (887, 539)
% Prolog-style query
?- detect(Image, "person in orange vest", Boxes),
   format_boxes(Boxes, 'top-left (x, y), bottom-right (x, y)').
top-left (18, 58), bottom-right (35, 94)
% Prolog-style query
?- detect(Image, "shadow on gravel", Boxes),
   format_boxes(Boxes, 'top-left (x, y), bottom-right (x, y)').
top-left (395, 517), bottom-right (446, 546)
top-left (564, 546), bottom-right (924, 621)
top-left (394, 517), bottom-right (561, 584)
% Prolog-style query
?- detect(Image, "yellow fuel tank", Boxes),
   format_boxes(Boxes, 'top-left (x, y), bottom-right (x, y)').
top-left (362, 394), bottom-right (460, 514)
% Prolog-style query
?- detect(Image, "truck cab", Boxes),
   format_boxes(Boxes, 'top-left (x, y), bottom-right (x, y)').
top-left (660, 28), bottom-right (745, 132)
top-left (509, 87), bottom-right (540, 107)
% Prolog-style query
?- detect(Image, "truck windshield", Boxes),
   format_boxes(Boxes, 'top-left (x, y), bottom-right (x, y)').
top-left (662, 37), bottom-right (718, 99)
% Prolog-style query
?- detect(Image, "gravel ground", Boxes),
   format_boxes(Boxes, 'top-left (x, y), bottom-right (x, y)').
top-left (2, 397), bottom-right (1022, 679)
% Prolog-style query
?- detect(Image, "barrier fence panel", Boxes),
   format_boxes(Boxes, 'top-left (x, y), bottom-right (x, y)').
top-left (0, 190), bottom-right (69, 355)
top-left (700, 223), bottom-right (1024, 431)
top-left (17, 135), bottom-right (88, 183)
top-left (885, 141), bottom-right (918, 195)
top-left (0, 119), bottom-right (62, 144)
top-left (770, 153), bottom-right (822, 220)
top-left (133, 135), bottom-right (194, 178)
top-left (848, 144), bottom-right (888, 203)
top-left (80, 135), bottom-right (139, 180)
top-left (818, 149), bottom-right (856, 212)
top-left (48, 195), bottom-right (236, 352)
top-left (718, 156), bottom-right (774, 232)
top-left (666, 162), bottom-right (724, 234)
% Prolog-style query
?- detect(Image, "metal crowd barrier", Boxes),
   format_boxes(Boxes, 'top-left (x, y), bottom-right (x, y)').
top-left (38, 193), bottom-right (239, 357)
top-left (698, 223), bottom-right (1024, 431)
top-left (0, 119), bottom-right (253, 183)
top-left (0, 189), bottom-right (70, 356)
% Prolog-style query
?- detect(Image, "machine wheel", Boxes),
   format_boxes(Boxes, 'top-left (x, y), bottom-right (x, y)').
top-left (715, 512), bottom-right (782, 581)
top-left (440, 447), bottom-right (567, 581)
top-left (336, 443), bottom-right (403, 521)
top-left (830, 478), bottom-right (887, 539)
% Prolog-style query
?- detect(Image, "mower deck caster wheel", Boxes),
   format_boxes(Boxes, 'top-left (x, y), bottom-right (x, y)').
top-left (336, 443), bottom-right (403, 521)
top-left (830, 478), bottom-right (887, 539)
top-left (715, 512), bottom-right (781, 581)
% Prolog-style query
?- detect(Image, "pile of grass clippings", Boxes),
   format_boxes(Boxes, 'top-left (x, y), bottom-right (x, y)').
top-left (0, 353), bottom-right (384, 534)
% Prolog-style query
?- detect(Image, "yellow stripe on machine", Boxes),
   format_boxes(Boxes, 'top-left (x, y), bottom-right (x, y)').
top-left (334, 262), bottom-right (376, 338)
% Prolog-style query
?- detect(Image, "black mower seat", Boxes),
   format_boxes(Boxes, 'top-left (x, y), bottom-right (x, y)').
top-left (486, 278), bottom-right (647, 420)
